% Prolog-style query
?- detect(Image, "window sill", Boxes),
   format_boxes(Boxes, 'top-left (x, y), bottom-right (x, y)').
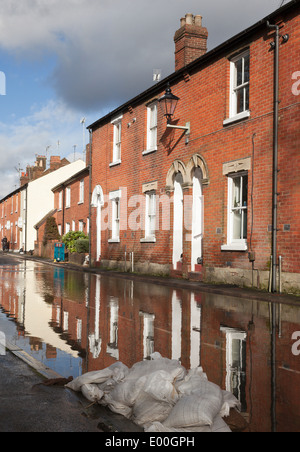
top-left (109, 160), bottom-right (121, 168)
top-left (78, 201), bottom-right (84, 205)
top-left (140, 237), bottom-right (156, 243)
top-left (108, 238), bottom-right (120, 243)
top-left (221, 242), bottom-right (248, 251)
top-left (142, 148), bottom-right (157, 156)
top-left (223, 110), bottom-right (250, 126)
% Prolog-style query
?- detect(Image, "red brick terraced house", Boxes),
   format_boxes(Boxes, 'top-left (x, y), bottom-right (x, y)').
top-left (0, 187), bottom-right (24, 252)
top-left (87, 1), bottom-right (300, 294)
top-left (52, 166), bottom-right (90, 238)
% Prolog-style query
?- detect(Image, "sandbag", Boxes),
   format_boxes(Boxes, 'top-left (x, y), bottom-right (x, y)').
top-left (103, 392), bottom-right (133, 419)
top-left (126, 353), bottom-right (186, 383)
top-left (219, 390), bottom-right (241, 417)
top-left (65, 362), bottom-right (129, 392)
top-left (163, 381), bottom-right (223, 428)
top-left (143, 369), bottom-right (180, 404)
top-left (176, 367), bottom-right (208, 395)
top-left (81, 383), bottom-right (104, 403)
top-left (132, 392), bottom-right (173, 428)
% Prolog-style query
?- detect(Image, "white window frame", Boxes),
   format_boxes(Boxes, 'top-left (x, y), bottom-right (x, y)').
top-left (110, 115), bottom-right (122, 166)
top-left (108, 190), bottom-right (121, 242)
top-left (220, 326), bottom-right (247, 411)
top-left (79, 179), bottom-right (84, 204)
top-left (58, 191), bottom-right (62, 210)
top-left (65, 222), bottom-right (70, 234)
top-left (224, 50), bottom-right (250, 125)
top-left (141, 190), bottom-right (156, 242)
top-left (221, 172), bottom-right (248, 251)
top-left (65, 187), bottom-right (71, 208)
top-left (78, 220), bottom-right (84, 232)
top-left (144, 102), bottom-right (157, 155)
top-left (72, 220), bottom-right (75, 231)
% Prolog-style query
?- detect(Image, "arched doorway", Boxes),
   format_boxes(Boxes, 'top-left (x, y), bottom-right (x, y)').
top-left (191, 167), bottom-right (203, 271)
top-left (91, 185), bottom-right (104, 261)
top-left (173, 172), bottom-right (184, 270)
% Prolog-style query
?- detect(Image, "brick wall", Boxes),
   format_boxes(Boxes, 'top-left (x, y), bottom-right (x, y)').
top-left (89, 4), bottom-right (300, 291)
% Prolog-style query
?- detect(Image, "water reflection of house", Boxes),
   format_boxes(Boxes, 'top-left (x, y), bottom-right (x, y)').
top-left (49, 272), bottom-right (300, 432)
top-left (1, 264), bottom-right (299, 431)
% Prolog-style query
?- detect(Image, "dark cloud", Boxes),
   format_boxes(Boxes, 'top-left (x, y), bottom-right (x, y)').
top-left (0, 0), bottom-right (290, 116)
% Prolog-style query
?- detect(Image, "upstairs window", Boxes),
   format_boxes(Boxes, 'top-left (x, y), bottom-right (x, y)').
top-left (110, 115), bottom-right (122, 165)
top-left (79, 179), bottom-right (84, 204)
top-left (58, 191), bottom-right (62, 210)
top-left (65, 187), bottom-right (71, 208)
top-left (224, 50), bottom-right (250, 125)
top-left (144, 102), bottom-right (157, 154)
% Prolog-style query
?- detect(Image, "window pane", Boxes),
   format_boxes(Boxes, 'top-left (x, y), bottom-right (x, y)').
top-left (233, 210), bottom-right (242, 239)
top-left (244, 54), bottom-right (250, 83)
top-left (243, 210), bottom-right (247, 239)
top-left (242, 176), bottom-right (248, 207)
top-left (232, 177), bottom-right (241, 208)
top-left (245, 85), bottom-right (249, 111)
top-left (236, 58), bottom-right (243, 87)
top-left (236, 88), bottom-right (244, 114)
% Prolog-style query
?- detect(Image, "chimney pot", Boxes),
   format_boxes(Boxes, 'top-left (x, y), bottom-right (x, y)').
top-left (180, 17), bottom-right (186, 27)
top-left (194, 15), bottom-right (202, 27)
top-left (174, 13), bottom-right (208, 71)
top-left (185, 13), bottom-right (194, 25)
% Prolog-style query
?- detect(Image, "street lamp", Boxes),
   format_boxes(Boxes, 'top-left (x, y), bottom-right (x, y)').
top-left (158, 83), bottom-right (179, 123)
top-left (158, 83), bottom-right (190, 142)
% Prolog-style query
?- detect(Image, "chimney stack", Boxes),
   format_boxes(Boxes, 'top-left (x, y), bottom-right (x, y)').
top-left (174, 14), bottom-right (208, 71)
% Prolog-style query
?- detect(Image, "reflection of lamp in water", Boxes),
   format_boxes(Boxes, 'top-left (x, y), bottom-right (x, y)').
top-left (88, 275), bottom-right (102, 359)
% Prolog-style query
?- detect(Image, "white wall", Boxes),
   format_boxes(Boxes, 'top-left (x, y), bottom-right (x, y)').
top-left (26, 159), bottom-right (86, 251)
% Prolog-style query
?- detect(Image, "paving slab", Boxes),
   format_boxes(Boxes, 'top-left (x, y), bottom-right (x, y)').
top-left (0, 349), bottom-right (141, 432)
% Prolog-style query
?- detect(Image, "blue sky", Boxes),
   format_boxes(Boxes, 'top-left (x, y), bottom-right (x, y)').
top-left (0, 0), bottom-right (290, 198)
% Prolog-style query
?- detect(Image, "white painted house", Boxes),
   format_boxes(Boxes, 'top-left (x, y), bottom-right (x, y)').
top-left (23, 159), bottom-right (86, 251)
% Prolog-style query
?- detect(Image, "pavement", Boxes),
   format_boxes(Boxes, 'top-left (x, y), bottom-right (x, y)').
top-left (0, 345), bottom-right (142, 433)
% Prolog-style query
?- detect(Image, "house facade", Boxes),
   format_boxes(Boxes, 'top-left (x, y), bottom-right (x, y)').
top-left (0, 186), bottom-right (25, 252)
top-left (88, 1), bottom-right (300, 294)
top-left (52, 166), bottom-right (90, 238)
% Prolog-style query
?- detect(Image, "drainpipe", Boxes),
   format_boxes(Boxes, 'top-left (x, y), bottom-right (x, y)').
top-left (88, 128), bottom-right (93, 268)
top-left (267, 21), bottom-right (279, 294)
top-left (25, 185), bottom-right (28, 253)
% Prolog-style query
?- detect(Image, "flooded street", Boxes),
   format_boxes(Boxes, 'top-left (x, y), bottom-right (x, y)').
top-left (0, 256), bottom-right (299, 432)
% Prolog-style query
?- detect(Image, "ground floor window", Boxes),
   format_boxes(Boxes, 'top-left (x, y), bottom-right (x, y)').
top-left (109, 190), bottom-right (121, 242)
top-left (144, 190), bottom-right (156, 241)
top-left (222, 171), bottom-right (248, 251)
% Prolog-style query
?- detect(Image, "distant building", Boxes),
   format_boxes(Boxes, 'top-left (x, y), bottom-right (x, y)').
top-left (52, 166), bottom-right (90, 238)
top-left (0, 156), bottom-right (86, 252)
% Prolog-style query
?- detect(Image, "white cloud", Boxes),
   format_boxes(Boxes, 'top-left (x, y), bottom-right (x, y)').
top-left (0, 99), bottom-right (86, 198)
top-left (0, 0), bottom-right (290, 112)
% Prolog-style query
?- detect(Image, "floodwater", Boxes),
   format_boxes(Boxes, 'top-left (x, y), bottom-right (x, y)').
top-left (0, 257), bottom-right (299, 432)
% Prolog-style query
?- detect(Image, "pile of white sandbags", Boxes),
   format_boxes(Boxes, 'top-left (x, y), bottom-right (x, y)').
top-left (65, 352), bottom-right (240, 432)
